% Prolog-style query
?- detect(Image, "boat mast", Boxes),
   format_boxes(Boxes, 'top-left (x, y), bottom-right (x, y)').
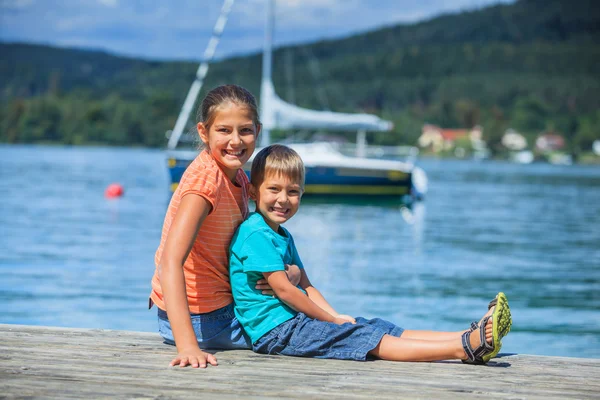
top-left (259, 0), bottom-right (275, 147)
top-left (167, 0), bottom-right (235, 150)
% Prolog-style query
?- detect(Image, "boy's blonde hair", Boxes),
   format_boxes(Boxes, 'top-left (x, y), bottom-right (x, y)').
top-left (250, 144), bottom-right (305, 190)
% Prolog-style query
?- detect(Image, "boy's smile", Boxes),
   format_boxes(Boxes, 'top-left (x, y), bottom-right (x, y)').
top-left (252, 173), bottom-right (303, 232)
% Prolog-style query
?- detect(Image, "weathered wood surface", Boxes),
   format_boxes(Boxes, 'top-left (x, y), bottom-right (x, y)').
top-left (1, 324), bottom-right (598, 399)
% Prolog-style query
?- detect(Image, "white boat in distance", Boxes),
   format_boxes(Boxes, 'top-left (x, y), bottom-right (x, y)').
top-left (166, 0), bottom-right (428, 200)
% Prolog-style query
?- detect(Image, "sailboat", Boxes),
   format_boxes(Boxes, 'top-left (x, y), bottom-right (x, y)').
top-left (166, 0), bottom-right (428, 200)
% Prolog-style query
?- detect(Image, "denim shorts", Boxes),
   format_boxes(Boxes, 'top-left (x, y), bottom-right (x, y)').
top-left (157, 303), bottom-right (251, 350)
top-left (253, 313), bottom-right (404, 361)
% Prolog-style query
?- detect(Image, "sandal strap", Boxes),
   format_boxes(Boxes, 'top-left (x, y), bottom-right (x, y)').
top-left (461, 316), bottom-right (494, 364)
top-left (469, 321), bottom-right (479, 332)
top-left (461, 330), bottom-right (476, 362)
top-left (472, 316), bottom-right (494, 359)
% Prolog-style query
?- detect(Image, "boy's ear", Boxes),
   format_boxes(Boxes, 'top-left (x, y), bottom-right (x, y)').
top-left (197, 122), bottom-right (209, 145)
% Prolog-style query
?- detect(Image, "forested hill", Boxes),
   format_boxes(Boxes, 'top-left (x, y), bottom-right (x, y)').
top-left (1, 0), bottom-right (599, 155)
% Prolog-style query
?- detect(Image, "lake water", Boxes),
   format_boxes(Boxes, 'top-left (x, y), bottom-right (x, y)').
top-left (0, 145), bottom-right (598, 358)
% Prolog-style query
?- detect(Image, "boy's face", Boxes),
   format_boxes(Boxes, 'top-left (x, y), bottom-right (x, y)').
top-left (251, 172), bottom-right (303, 232)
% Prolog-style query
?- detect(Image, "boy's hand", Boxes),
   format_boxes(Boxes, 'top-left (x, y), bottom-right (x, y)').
top-left (170, 347), bottom-right (218, 368)
top-left (335, 314), bottom-right (356, 324)
top-left (256, 264), bottom-right (301, 295)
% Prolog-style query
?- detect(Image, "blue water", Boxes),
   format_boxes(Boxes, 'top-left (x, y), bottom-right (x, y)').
top-left (0, 145), bottom-right (598, 358)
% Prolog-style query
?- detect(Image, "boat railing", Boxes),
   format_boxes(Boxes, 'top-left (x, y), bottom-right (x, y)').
top-left (337, 143), bottom-right (419, 162)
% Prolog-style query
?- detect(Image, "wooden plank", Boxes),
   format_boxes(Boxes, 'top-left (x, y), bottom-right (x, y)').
top-left (1, 324), bottom-right (598, 399)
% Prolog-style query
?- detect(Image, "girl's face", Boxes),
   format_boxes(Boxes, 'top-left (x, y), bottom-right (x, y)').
top-left (198, 103), bottom-right (260, 182)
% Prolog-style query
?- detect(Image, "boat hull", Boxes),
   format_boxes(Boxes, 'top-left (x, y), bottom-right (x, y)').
top-left (167, 153), bottom-right (424, 200)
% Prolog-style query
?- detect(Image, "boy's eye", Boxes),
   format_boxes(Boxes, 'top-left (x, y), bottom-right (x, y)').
top-left (289, 190), bottom-right (300, 195)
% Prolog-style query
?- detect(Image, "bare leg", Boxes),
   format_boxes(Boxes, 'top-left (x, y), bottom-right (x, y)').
top-left (400, 304), bottom-right (496, 342)
top-left (370, 335), bottom-right (463, 361)
top-left (370, 315), bottom-right (494, 362)
top-left (400, 330), bottom-right (465, 341)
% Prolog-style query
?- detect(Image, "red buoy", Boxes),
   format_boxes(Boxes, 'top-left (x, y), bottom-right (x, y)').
top-left (105, 183), bottom-right (124, 198)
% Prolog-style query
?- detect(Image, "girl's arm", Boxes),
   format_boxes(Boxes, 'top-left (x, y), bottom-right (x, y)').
top-left (158, 194), bottom-right (217, 368)
top-left (299, 270), bottom-right (356, 324)
top-left (263, 271), bottom-right (349, 325)
top-left (255, 264), bottom-right (302, 294)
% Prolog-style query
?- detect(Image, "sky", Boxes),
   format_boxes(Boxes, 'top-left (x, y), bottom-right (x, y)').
top-left (0, 0), bottom-right (514, 61)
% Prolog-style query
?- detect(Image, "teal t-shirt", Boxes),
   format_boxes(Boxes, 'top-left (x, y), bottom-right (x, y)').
top-left (229, 212), bottom-right (305, 344)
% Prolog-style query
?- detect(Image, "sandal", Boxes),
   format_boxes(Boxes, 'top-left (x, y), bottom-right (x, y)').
top-left (487, 292), bottom-right (508, 312)
top-left (490, 292), bottom-right (512, 345)
top-left (467, 292), bottom-right (512, 337)
top-left (462, 293), bottom-right (512, 364)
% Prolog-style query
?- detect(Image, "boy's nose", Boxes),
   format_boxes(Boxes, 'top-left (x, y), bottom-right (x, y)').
top-left (277, 192), bottom-right (289, 203)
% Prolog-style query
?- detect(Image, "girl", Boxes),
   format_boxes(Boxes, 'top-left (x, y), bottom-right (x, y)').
top-left (149, 85), bottom-right (299, 368)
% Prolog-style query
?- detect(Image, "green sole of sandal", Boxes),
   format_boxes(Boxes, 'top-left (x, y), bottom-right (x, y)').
top-left (483, 292), bottom-right (512, 363)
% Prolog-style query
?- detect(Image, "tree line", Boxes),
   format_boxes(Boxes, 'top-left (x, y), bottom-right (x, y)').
top-left (1, 0), bottom-right (599, 159)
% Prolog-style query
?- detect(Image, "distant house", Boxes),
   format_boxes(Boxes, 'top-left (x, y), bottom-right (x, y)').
top-left (501, 129), bottom-right (527, 151)
top-left (535, 132), bottom-right (565, 152)
top-left (418, 124), bottom-right (483, 153)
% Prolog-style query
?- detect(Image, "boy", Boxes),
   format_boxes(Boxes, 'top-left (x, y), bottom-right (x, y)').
top-left (229, 144), bottom-right (511, 363)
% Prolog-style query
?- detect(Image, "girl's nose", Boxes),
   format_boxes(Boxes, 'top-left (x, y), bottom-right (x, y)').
top-left (230, 131), bottom-right (242, 145)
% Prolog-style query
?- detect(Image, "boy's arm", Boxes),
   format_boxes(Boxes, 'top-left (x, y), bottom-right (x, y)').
top-left (264, 271), bottom-right (348, 325)
top-left (299, 270), bottom-right (356, 324)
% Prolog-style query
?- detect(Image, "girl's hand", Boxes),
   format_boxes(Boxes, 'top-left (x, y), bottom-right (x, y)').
top-left (333, 316), bottom-right (354, 325)
top-left (256, 264), bottom-right (301, 294)
top-left (285, 264), bottom-right (302, 286)
top-left (170, 347), bottom-right (218, 368)
top-left (335, 314), bottom-right (356, 324)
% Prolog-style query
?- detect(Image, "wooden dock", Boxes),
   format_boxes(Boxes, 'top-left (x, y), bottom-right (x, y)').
top-left (1, 324), bottom-right (598, 399)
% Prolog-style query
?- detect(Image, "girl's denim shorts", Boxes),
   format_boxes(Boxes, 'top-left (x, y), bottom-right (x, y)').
top-left (157, 303), bottom-right (251, 350)
top-left (253, 313), bottom-right (404, 361)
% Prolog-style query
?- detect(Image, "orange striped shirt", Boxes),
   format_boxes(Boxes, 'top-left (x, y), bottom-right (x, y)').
top-left (150, 150), bottom-right (249, 314)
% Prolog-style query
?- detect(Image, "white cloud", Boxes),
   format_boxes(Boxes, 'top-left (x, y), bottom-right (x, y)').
top-left (0, 0), bottom-right (34, 8)
top-left (97, 0), bottom-right (117, 7)
top-left (0, 0), bottom-right (517, 60)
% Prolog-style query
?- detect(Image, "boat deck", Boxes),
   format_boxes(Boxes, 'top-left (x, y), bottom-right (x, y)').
top-left (2, 324), bottom-right (598, 399)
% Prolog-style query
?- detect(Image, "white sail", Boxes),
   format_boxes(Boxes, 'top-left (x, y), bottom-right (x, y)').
top-left (259, 0), bottom-right (392, 147)
top-left (260, 79), bottom-right (393, 132)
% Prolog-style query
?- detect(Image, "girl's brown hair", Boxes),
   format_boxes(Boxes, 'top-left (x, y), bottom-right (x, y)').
top-left (196, 84), bottom-right (260, 130)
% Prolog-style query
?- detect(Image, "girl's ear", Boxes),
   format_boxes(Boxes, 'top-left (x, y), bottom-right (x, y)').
top-left (255, 122), bottom-right (262, 139)
top-left (248, 183), bottom-right (257, 201)
top-left (197, 122), bottom-right (209, 145)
